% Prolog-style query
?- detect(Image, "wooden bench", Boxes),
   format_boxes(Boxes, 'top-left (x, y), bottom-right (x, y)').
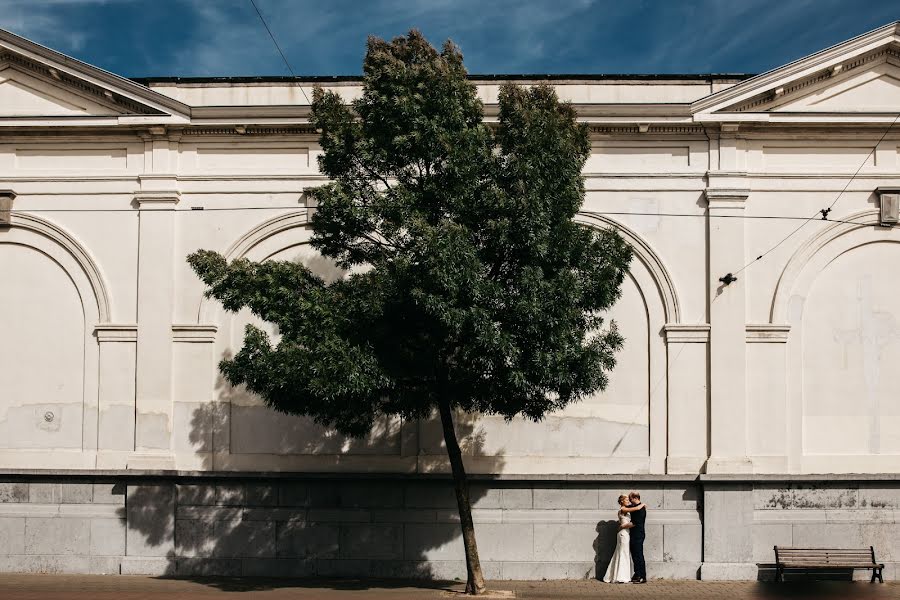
top-left (774, 546), bottom-right (884, 583)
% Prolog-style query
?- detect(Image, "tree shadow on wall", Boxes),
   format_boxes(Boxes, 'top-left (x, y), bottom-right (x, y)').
top-left (120, 382), bottom-right (503, 591)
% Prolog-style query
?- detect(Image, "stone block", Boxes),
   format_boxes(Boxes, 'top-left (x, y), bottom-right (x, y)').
top-left (0, 483), bottom-right (28, 503)
top-left (370, 509), bottom-right (436, 523)
top-left (500, 488), bottom-right (532, 509)
top-left (215, 520), bottom-right (276, 558)
top-left (753, 485), bottom-right (792, 510)
top-left (792, 523), bottom-right (865, 548)
top-left (404, 523), bottom-right (462, 561)
top-left (92, 483), bottom-right (125, 505)
top-left (663, 523), bottom-right (702, 563)
top-left (119, 557), bottom-right (175, 575)
top-left (567, 510), bottom-right (605, 523)
top-left (647, 561), bottom-right (700, 580)
top-left (245, 485), bottom-right (278, 507)
top-left (791, 484), bottom-right (858, 509)
top-left (176, 484), bottom-right (216, 506)
top-left (503, 509), bottom-right (564, 523)
top-left (308, 509), bottom-right (370, 523)
top-left (632, 486), bottom-right (664, 510)
top-left (753, 523), bottom-right (792, 562)
top-left (368, 559), bottom-right (438, 579)
top-left (700, 562), bottom-right (758, 581)
top-left (477, 523), bottom-right (534, 562)
top-left (703, 484), bottom-right (753, 563)
top-left (24, 517), bottom-right (91, 555)
top-left (500, 561), bottom-right (569, 580)
top-left (242, 507), bottom-right (305, 522)
top-left (0, 555), bottom-right (118, 574)
top-left (279, 483), bottom-right (309, 507)
top-left (860, 523), bottom-right (900, 561)
top-left (859, 484), bottom-right (900, 509)
top-left (0, 518), bottom-right (25, 554)
top-left (566, 562), bottom-right (597, 579)
top-left (338, 482), bottom-right (403, 509)
top-left (308, 482), bottom-right (340, 507)
top-left (175, 506), bottom-right (241, 521)
top-left (241, 557), bottom-right (315, 577)
top-left (644, 523), bottom-right (664, 562)
top-left (175, 558), bottom-right (241, 576)
top-left (175, 519), bottom-right (216, 557)
top-left (664, 485), bottom-right (700, 511)
top-left (340, 524), bottom-right (403, 560)
top-left (533, 523), bottom-right (596, 562)
top-left (276, 521), bottom-right (339, 559)
top-left (469, 484), bottom-right (501, 509)
top-left (125, 485), bottom-right (174, 557)
top-left (28, 483), bottom-right (61, 504)
top-left (90, 518), bottom-right (126, 556)
top-left (216, 485), bottom-right (245, 506)
top-left (533, 488), bottom-right (598, 510)
top-left (316, 559), bottom-right (371, 577)
top-left (61, 483), bottom-right (93, 504)
top-left (403, 483), bottom-right (456, 509)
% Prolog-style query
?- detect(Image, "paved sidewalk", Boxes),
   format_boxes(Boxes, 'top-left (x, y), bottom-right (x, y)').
top-left (0, 575), bottom-right (898, 600)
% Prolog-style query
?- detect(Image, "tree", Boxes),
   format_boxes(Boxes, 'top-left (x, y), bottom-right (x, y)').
top-left (188, 30), bottom-right (632, 595)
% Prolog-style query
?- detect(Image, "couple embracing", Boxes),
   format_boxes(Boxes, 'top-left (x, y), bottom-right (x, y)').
top-left (602, 491), bottom-right (647, 584)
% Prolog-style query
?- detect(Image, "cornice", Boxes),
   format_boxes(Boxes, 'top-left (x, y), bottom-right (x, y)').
top-left (664, 324), bottom-right (711, 344)
top-left (691, 21), bottom-right (900, 114)
top-left (745, 324), bottom-right (791, 343)
top-left (94, 324), bottom-right (137, 342)
top-left (172, 324), bottom-right (217, 343)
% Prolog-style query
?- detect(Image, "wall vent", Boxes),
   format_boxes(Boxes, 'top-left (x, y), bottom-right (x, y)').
top-left (877, 188), bottom-right (900, 226)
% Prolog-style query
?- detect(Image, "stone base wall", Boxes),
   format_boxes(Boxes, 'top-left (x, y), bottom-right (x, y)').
top-left (0, 474), bottom-right (897, 581)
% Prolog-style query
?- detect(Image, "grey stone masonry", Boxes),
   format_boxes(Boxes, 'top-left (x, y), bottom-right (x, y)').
top-left (0, 474), bottom-right (897, 581)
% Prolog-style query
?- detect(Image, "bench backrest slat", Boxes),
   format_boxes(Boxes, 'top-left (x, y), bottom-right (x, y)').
top-left (775, 546), bottom-right (878, 567)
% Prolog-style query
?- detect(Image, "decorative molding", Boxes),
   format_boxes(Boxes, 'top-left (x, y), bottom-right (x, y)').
top-left (183, 126), bottom-right (317, 136)
top-left (576, 214), bottom-right (681, 323)
top-left (134, 191), bottom-right (180, 208)
top-left (94, 324), bottom-right (138, 342)
top-left (771, 209), bottom-right (882, 322)
top-left (0, 190), bottom-right (14, 226)
top-left (745, 324), bottom-right (791, 343)
top-left (704, 189), bottom-right (750, 205)
top-left (2, 212), bottom-right (111, 321)
top-left (663, 324), bottom-right (710, 344)
top-left (0, 50), bottom-right (160, 115)
top-left (172, 324), bottom-right (217, 343)
top-left (731, 45), bottom-right (900, 113)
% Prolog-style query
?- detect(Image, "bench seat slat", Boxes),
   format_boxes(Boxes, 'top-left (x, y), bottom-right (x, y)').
top-left (774, 546), bottom-right (884, 582)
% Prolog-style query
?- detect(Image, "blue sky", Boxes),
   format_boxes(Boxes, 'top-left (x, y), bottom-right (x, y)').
top-left (1, 0), bottom-right (898, 78)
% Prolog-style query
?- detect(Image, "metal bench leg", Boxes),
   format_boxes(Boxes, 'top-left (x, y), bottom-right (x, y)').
top-left (877, 568), bottom-right (884, 583)
top-left (776, 567), bottom-right (783, 583)
top-left (871, 569), bottom-right (877, 583)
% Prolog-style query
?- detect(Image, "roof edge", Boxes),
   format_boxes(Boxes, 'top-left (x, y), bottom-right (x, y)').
top-left (133, 73), bottom-right (755, 85)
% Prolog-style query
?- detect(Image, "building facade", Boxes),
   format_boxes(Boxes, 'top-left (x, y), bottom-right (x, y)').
top-left (1, 23), bottom-right (900, 580)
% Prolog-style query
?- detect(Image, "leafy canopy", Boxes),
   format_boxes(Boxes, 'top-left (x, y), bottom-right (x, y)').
top-left (188, 31), bottom-right (632, 437)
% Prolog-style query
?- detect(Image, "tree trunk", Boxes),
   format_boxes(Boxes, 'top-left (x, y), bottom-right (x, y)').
top-left (438, 397), bottom-right (486, 595)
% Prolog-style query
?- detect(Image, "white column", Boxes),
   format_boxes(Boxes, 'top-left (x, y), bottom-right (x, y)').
top-left (132, 186), bottom-right (179, 468)
top-left (95, 324), bottom-right (138, 468)
top-left (664, 324), bottom-right (710, 474)
top-left (705, 188), bottom-right (752, 473)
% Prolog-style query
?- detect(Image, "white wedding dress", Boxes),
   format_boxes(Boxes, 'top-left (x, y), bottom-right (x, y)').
top-left (602, 511), bottom-right (633, 583)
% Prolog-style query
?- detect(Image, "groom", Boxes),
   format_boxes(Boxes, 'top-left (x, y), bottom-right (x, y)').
top-left (628, 491), bottom-right (647, 583)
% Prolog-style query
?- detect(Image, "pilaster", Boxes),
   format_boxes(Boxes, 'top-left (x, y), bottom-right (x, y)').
top-left (705, 188), bottom-right (752, 474)
top-left (95, 325), bottom-right (138, 466)
top-left (133, 181), bottom-right (179, 468)
top-left (664, 324), bottom-right (710, 474)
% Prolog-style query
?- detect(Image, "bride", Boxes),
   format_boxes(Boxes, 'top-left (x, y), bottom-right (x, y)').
top-left (602, 494), bottom-right (644, 583)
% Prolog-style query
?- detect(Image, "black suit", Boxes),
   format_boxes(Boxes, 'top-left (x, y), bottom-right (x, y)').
top-left (628, 505), bottom-right (647, 580)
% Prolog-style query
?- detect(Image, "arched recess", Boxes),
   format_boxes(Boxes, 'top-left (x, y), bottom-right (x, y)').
top-left (190, 210), bottom-right (398, 470)
top-left (0, 213), bottom-right (110, 463)
top-left (772, 210), bottom-right (900, 472)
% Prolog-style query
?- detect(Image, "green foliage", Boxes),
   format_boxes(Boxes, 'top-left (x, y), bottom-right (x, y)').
top-left (188, 30), bottom-right (632, 438)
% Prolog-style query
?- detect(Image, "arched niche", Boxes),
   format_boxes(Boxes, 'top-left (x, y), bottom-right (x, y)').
top-left (195, 211), bottom-right (399, 468)
top-left (445, 215), bottom-right (679, 474)
top-left (0, 213), bottom-right (109, 460)
top-left (772, 210), bottom-right (900, 471)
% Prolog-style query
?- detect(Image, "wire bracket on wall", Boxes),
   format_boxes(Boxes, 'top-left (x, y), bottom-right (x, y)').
top-left (819, 208), bottom-right (831, 220)
top-left (719, 273), bottom-right (738, 286)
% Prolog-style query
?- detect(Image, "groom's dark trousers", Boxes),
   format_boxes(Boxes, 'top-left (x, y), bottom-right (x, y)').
top-left (629, 506), bottom-right (647, 580)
